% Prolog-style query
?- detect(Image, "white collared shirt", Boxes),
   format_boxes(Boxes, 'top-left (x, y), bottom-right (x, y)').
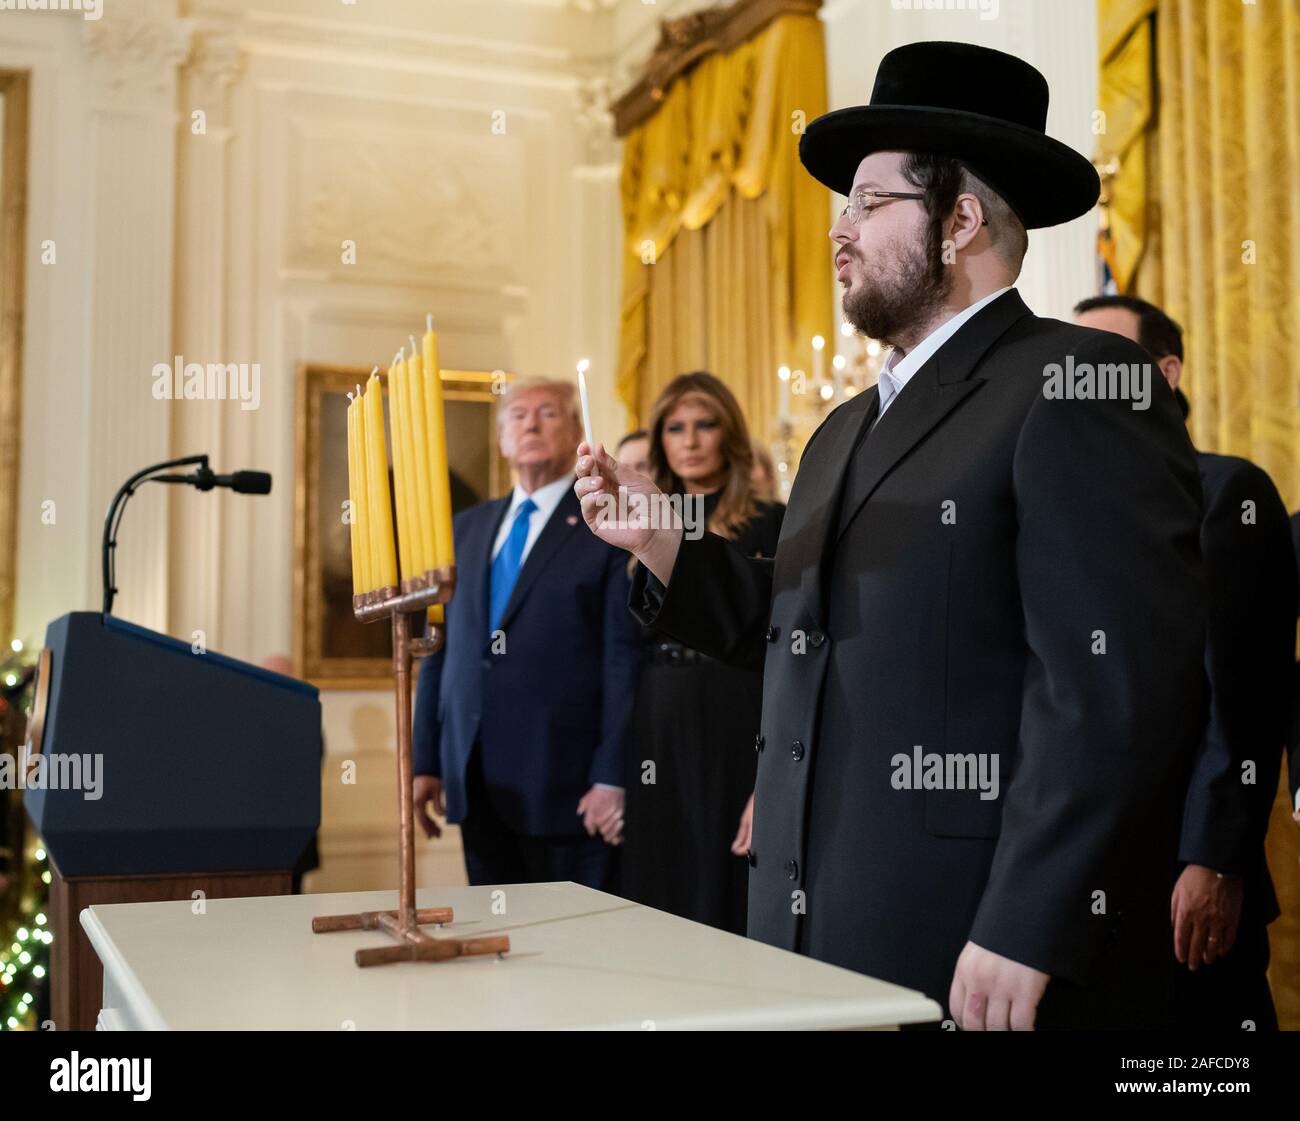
top-left (876, 286), bottom-right (1013, 417)
top-left (491, 472), bottom-right (576, 564)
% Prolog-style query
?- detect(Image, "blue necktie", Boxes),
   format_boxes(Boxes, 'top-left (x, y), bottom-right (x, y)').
top-left (489, 497), bottom-right (537, 632)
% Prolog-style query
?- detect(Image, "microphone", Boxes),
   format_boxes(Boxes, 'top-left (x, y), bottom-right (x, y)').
top-left (222, 470), bottom-right (272, 494)
top-left (153, 466), bottom-right (273, 494)
top-left (102, 455), bottom-right (273, 615)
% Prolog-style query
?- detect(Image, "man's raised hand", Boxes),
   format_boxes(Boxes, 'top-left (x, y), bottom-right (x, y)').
top-left (574, 441), bottom-right (683, 584)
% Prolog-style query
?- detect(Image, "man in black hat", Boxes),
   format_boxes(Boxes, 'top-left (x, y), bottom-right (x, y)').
top-left (577, 42), bottom-right (1206, 1029)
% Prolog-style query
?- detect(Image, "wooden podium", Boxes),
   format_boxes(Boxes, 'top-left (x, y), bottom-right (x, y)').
top-left (25, 612), bottom-right (322, 1032)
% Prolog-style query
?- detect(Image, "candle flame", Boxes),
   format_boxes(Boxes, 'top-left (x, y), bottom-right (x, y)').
top-left (426, 313), bottom-right (433, 333)
top-left (576, 358), bottom-right (590, 375)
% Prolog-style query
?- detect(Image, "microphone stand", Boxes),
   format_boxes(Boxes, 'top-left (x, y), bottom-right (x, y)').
top-left (101, 455), bottom-right (210, 616)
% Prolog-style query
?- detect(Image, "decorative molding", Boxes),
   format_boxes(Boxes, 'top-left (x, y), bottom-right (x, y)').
top-left (575, 73), bottom-right (618, 165)
top-left (82, 14), bottom-right (194, 102)
top-left (239, 9), bottom-right (576, 81)
top-left (285, 117), bottom-right (520, 288)
top-left (612, 0), bottom-right (821, 136)
top-left (186, 31), bottom-right (244, 93)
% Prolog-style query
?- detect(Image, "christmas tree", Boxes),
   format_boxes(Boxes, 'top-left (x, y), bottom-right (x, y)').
top-left (0, 638), bottom-right (49, 1031)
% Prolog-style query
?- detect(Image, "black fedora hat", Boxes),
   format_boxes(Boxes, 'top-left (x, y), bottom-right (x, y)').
top-left (799, 41), bottom-right (1099, 229)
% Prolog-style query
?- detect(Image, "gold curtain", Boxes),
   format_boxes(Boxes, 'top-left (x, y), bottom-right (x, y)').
top-left (618, 12), bottom-right (833, 434)
top-left (1100, 0), bottom-right (1300, 1029)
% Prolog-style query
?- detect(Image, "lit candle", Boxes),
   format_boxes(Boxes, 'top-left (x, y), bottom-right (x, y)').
top-left (363, 369), bottom-right (397, 591)
top-left (422, 314), bottom-right (455, 570)
top-left (407, 335), bottom-right (436, 578)
top-left (346, 390), bottom-right (372, 596)
top-left (576, 359), bottom-right (595, 451)
top-left (812, 335), bottom-right (825, 386)
top-left (389, 348), bottom-right (417, 582)
top-left (833, 353), bottom-right (846, 400)
top-left (778, 365), bottom-right (791, 424)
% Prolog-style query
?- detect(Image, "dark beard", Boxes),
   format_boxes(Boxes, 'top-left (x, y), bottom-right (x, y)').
top-left (841, 223), bottom-right (951, 346)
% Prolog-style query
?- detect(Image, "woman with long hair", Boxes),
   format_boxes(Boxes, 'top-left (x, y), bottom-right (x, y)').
top-left (622, 371), bottom-right (784, 934)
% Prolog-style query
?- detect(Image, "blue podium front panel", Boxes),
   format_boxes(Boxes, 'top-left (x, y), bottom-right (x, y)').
top-left (25, 612), bottom-right (322, 877)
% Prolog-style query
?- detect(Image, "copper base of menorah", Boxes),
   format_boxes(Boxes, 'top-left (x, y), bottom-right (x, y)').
top-left (312, 565), bottom-right (512, 968)
top-left (311, 906), bottom-right (509, 967)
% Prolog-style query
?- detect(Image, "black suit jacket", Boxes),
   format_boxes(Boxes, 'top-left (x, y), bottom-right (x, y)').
top-left (1180, 454), bottom-right (1296, 923)
top-left (632, 290), bottom-right (1207, 1026)
top-left (413, 488), bottom-right (641, 836)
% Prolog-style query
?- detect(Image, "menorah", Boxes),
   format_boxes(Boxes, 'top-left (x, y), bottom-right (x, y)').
top-left (310, 318), bottom-right (510, 967)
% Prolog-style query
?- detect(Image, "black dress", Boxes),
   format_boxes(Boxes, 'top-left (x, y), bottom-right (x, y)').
top-left (622, 491), bottom-right (784, 933)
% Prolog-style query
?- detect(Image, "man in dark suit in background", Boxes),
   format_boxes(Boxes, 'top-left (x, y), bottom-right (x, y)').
top-left (1075, 294), bottom-right (1297, 1030)
top-left (413, 378), bottom-right (640, 890)
top-left (577, 43), bottom-right (1207, 1030)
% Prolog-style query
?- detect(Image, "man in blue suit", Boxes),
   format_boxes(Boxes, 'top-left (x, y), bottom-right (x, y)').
top-left (412, 377), bottom-right (640, 890)
top-left (1076, 295), bottom-right (1297, 1029)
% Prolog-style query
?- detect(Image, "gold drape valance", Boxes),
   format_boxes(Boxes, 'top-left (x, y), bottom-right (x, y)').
top-left (617, 12), bottom-right (833, 430)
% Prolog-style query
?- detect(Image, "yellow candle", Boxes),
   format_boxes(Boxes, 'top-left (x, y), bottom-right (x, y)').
top-left (357, 390), bottom-right (374, 594)
top-left (363, 372), bottom-right (397, 591)
top-left (405, 340), bottom-right (436, 577)
top-left (346, 392), bottom-right (371, 596)
top-left (389, 352), bottom-right (415, 582)
top-left (422, 316), bottom-right (455, 569)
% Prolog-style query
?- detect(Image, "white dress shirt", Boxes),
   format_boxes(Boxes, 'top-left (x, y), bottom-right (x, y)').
top-left (490, 472), bottom-right (575, 564)
top-left (876, 286), bottom-right (1013, 417)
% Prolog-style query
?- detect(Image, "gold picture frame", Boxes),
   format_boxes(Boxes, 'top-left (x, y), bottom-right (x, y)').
top-left (0, 70), bottom-right (30, 646)
top-left (293, 362), bottom-right (512, 689)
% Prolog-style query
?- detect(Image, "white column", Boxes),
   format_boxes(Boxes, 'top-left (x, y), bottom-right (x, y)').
top-left (82, 4), bottom-right (192, 629)
top-left (169, 33), bottom-right (243, 650)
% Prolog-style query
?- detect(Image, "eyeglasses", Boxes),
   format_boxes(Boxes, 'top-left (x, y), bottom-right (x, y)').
top-left (839, 190), bottom-right (925, 225)
top-left (838, 189), bottom-right (990, 227)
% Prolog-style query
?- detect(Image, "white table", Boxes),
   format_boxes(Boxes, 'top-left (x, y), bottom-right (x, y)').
top-left (81, 882), bottom-right (941, 1030)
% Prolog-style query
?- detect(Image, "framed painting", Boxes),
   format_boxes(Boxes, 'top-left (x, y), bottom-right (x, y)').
top-left (293, 362), bottom-right (512, 689)
top-left (0, 70), bottom-right (29, 646)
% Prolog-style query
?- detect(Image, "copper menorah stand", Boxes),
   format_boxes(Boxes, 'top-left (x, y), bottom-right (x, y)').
top-left (311, 566), bottom-right (511, 967)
